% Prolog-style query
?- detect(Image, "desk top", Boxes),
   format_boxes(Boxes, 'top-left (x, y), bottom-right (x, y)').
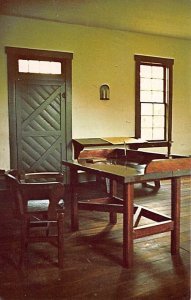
top-left (73, 137), bottom-right (146, 145)
top-left (63, 149), bottom-right (191, 184)
top-left (72, 137), bottom-right (169, 147)
top-left (72, 137), bottom-right (170, 159)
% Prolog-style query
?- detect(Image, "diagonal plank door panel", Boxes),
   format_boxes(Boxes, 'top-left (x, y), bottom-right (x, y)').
top-left (16, 80), bottom-right (66, 172)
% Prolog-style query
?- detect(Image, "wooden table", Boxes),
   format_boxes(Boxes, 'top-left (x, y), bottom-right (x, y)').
top-left (62, 149), bottom-right (191, 268)
top-left (72, 137), bottom-right (171, 159)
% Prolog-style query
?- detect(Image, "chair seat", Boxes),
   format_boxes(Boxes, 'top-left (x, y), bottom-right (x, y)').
top-left (27, 199), bottom-right (65, 213)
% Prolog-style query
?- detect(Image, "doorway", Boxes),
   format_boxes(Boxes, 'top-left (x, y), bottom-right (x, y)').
top-left (6, 47), bottom-right (73, 175)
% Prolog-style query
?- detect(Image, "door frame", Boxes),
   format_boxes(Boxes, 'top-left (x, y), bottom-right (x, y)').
top-left (6, 47), bottom-right (73, 171)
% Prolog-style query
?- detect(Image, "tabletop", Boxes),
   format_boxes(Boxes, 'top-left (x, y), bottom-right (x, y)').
top-left (62, 155), bottom-right (191, 184)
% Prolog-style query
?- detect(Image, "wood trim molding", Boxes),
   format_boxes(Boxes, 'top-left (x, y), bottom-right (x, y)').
top-left (5, 47), bottom-right (73, 60)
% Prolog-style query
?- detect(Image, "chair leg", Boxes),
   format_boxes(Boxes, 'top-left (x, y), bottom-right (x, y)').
top-left (154, 180), bottom-right (161, 190)
top-left (58, 213), bottom-right (64, 268)
top-left (142, 180), bottom-right (161, 190)
top-left (109, 212), bottom-right (117, 224)
top-left (20, 217), bottom-right (28, 268)
top-left (20, 216), bottom-right (64, 268)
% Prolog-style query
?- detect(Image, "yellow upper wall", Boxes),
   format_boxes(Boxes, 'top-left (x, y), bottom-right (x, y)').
top-left (0, 15), bottom-right (190, 169)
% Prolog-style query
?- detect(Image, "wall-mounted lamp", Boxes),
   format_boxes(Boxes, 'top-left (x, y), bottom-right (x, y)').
top-left (100, 84), bottom-right (110, 100)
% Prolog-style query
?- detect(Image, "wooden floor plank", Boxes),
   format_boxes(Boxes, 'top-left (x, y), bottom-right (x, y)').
top-left (0, 177), bottom-right (190, 299)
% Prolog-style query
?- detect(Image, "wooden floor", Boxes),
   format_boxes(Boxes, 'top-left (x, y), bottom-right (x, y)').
top-left (0, 177), bottom-right (190, 300)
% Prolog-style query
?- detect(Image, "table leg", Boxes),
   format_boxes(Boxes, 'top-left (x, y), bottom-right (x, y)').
top-left (123, 182), bottom-right (134, 268)
top-left (171, 177), bottom-right (181, 254)
top-left (70, 169), bottom-right (79, 231)
top-left (109, 180), bottom-right (117, 224)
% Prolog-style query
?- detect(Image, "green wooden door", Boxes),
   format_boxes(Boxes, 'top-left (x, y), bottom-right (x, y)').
top-left (6, 48), bottom-right (73, 176)
top-left (15, 79), bottom-right (66, 172)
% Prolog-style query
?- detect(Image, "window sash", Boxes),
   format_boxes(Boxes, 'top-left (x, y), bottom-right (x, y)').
top-left (134, 55), bottom-right (173, 144)
top-left (18, 59), bottom-right (62, 74)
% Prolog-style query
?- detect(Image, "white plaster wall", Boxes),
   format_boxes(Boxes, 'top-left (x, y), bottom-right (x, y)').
top-left (0, 15), bottom-right (190, 169)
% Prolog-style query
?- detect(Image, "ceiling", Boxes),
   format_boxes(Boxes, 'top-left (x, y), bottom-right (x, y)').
top-left (0, 0), bottom-right (191, 39)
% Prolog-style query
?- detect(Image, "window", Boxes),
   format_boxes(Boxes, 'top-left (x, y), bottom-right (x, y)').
top-left (134, 55), bottom-right (174, 144)
top-left (18, 59), bottom-right (61, 74)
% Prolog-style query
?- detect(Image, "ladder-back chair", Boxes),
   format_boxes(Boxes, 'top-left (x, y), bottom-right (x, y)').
top-left (6, 170), bottom-right (65, 268)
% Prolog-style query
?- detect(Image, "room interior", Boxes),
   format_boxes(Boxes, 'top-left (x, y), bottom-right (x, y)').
top-left (0, 1), bottom-right (190, 299)
top-left (0, 0), bottom-right (191, 170)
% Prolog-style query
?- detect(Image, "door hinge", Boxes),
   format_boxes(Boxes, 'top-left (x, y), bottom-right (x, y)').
top-left (62, 92), bottom-right (66, 99)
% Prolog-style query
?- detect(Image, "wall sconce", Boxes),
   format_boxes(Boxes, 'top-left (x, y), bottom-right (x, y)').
top-left (100, 84), bottom-right (110, 100)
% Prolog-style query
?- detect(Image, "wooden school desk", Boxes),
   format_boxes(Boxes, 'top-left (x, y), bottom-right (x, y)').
top-left (62, 149), bottom-right (191, 268)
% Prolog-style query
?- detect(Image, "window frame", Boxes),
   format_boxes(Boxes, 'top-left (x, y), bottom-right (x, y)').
top-left (134, 55), bottom-right (174, 155)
